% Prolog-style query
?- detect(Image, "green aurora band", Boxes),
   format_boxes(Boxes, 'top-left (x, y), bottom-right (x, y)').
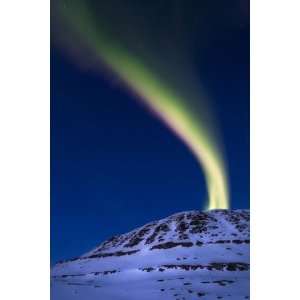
top-left (55, 1), bottom-right (229, 210)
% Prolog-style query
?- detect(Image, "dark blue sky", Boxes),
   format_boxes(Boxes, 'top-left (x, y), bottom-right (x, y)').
top-left (51, 1), bottom-right (249, 264)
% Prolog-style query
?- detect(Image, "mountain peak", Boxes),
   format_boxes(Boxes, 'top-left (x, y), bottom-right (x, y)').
top-left (81, 209), bottom-right (249, 259)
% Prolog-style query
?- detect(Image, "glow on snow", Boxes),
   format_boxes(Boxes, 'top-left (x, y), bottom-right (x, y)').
top-left (57, 1), bottom-right (229, 210)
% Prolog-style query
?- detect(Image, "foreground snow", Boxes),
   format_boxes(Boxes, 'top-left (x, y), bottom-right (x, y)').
top-left (51, 209), bottom-right (250, 299)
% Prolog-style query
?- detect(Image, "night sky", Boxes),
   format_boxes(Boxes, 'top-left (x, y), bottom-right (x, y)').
top-left (51, 0), bottom-right (249, 264)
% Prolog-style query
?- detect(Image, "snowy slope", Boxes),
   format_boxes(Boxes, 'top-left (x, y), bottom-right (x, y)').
top-left (51, 209), bottom-right (250, 299)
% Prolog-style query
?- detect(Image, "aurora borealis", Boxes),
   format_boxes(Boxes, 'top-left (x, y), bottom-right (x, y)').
top-left (53, 0), bottom-right (230, 210)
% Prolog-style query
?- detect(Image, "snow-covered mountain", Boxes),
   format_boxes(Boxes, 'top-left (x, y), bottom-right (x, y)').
top-left (51, 209), bottom-right (250, 300)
